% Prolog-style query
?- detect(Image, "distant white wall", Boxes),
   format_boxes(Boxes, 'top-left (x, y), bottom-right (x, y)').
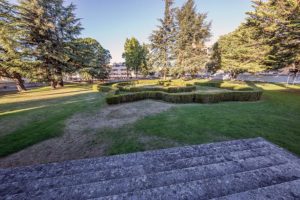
top-left (237, 74), bottom-right (300, 84)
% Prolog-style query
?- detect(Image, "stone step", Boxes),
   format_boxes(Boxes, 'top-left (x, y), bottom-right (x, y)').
top-left (214, 179), bottom-right (300, 200)
top-left (1, 138), bottom-right (267, 183)
top-left (0, 147), bottom-right (281, 197)
top-left (93, 163), bottom-right (300, 200)
top-left (7, 155), bottom-right (298, 200)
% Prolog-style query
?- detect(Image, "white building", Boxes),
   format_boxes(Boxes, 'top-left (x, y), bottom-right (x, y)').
top-left (109, 63), bottom-right (142, 80)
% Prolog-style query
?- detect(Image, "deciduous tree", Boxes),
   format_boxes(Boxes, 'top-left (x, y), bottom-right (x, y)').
top-left (122, 37), bottom-right (148, 78)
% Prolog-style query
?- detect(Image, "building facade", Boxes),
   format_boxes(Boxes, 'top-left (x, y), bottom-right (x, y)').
top-left (109, 62), bottom-right (142, 80)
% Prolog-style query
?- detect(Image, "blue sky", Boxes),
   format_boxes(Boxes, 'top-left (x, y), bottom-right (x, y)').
top-left (10, 0), bottom-right (253, 63)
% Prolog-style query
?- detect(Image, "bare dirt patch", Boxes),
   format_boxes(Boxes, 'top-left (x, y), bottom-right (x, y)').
top-left (0, 100), bottom-right (175, 168)
top-left (68, 100), bottom-right (175, 130)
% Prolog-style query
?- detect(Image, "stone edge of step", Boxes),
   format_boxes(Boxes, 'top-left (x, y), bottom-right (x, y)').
top-left (0, 137), bottom-right (266, 175)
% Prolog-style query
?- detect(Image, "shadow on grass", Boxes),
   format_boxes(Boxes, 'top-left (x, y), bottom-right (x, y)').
top-left (0, 90), bottom-right (105, 157)
top-left (0, 90), bottom-right (95, 116)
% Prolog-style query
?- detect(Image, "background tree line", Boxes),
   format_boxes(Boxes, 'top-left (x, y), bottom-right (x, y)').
top-left (208, 0), bottom-right (300, 78)
top-left (0, 0), bottom-right (111, 91)
top-left (123, 0), bottom-right (299, 80)
top-left (122, 0), bottom-right (211, 79)
top-left (150, 0), bottom-right (211, 79)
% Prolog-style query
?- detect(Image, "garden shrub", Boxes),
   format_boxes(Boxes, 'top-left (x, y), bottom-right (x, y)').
top-left (106, 90), bottom-right (262, 105)
top-left (194, 81), bottom-right (253, 91)
top-left (93, 84), bottom-right (119, 94)
top-left (92, 84), bottom-right (100, 91)
top-left (119, 85), bottom-right (196, 93)
top-left (99, 86), bottom-right (113, 92)
top-left (103, 79), bottom-right (262, 105)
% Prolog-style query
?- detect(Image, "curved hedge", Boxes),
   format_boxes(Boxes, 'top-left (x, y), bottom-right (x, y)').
top-left (93, 84), bottom-right (119, 95)
top-left (193, 81), bottom-right (254, 91)
top-left (118, 85), bottom-right (196, 93)
top-left (106, 90), bottom-right (263, 105)
top-left (94, 79), bottom-right (263, 105)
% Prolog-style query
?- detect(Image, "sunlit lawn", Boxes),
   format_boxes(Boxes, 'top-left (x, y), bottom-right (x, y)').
top-left (99, 83), bottom-right (300, 156)
top-left (0, 82), bottom-right (299, 159)
top-left (0, 84), bottom-right (105, 157)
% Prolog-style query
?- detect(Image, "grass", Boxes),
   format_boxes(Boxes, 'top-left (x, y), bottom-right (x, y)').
top-left (0, 84), bottom-right (105, 157)
top-left (98, 83), bottom-right (300, 156)
top-left (0, 82), bottom-right (299, 159)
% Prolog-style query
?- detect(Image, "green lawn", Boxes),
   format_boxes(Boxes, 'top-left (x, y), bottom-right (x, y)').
top-left (0, 84), bottom-right (105, 157)
top-left (0, 82), bottom-right (299, 160)
top-left (97, 83), bottom-right (300, 156)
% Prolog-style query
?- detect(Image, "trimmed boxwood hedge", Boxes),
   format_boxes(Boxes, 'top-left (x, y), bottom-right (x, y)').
top-left (95, 79), bottom-right (262, 105)
top-left (93, 84), bottom-right (119, 95)
top-left (119, 85), bottom-right (196, 93)
top-left (193, 81), bottom-right (253, 91)
top-left (106, 90), bottom-right (263, 105)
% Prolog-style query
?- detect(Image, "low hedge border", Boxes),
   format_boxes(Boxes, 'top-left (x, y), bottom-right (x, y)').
top-left (193, 81), bottom-right (254, 91)
top-left (106, 90), bottom-right (263, 105)
top-left (118, 85), bottom-right (196, 93)
top-left (93, 84), bottom-right (119, 95)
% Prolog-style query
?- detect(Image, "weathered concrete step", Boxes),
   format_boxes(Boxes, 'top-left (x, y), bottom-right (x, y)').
top-left (214, 179), bottom-right (300, 200)
top-left (0, 148), bottom-right (282, 197)
top-left (93, 164), bottom-right (300, 200)
top-left (7, 155), bottom-right (297, 200)
top-left (1, 138), bottom-right (268, 183)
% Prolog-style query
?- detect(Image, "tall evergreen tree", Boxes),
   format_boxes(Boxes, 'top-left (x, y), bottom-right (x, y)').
top-left (0, 0), bottom-right (37, 91)
top-left (149, 0), bottom-right (175, 79)
top-left (17, 0), bottom-right (82, 88)
top-left (140, 44), bottom-right (150, 77)
top-left (206, 42), bottom-right (221, 74)
top-left (174, 0), bottom-right (211, 77)
top-left (70, 38), bottom-right (111, 81)
top-left (247, 0), bottom-right (300, 69)
top-left (218, 25), bottom-right (271, 78)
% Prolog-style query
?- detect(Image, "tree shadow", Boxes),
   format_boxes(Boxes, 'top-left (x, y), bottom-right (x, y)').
top-left (0, 91), bottom-right (99, 118)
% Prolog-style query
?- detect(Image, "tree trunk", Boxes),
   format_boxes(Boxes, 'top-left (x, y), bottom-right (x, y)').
top-left (56, 68), bottom-right (64, 88)
top-left (57, 79), bottom-right (64, 87)
top-left (51, 80), bottom-right (57, 89)
top-left (13, 72), bottom-right (27, 92)
top-left (230, 71), bottom-right (238, 80)
top-left (127, 68), bottom-right (129, 79)
top-left (136, 67), bottom-right (138, 79)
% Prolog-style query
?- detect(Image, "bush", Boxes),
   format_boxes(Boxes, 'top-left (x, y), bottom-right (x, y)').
top-left (158, 80), bottom-right (171, 86)
top-left (194, 81), bottom-right (253, 91)
top-left (92, 84), bottom-right (100, 91)
top-left (104, 79), bottom-right (262, 105)
top-left (106, 90), bottom-right (262, 105)
top-left (93, 84), bottom-right (119, 94)
top-left (119, 85), bottom-right (196, 93)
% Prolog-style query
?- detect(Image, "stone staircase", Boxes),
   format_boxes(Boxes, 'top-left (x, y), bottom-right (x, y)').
top-left (0, 137), bottom-right (299, 199)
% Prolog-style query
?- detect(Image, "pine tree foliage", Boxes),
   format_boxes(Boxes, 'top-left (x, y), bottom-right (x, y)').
top-left (149, 0), bottom-right (176, 79)
top-left (206, 42), bottom-right (221, 74)
top-left (247, 0), bottom-right (300, 69)
top-left (173, 0), bottom-right (211, 77)
top-left (17, 0), bottom-right (82, 87)
top-left (70, 38), bottom-right (111, 81)
top-left (0, 0), bottom-right (37, 91)
top-left (218, 25), bottom-right (271, 78)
